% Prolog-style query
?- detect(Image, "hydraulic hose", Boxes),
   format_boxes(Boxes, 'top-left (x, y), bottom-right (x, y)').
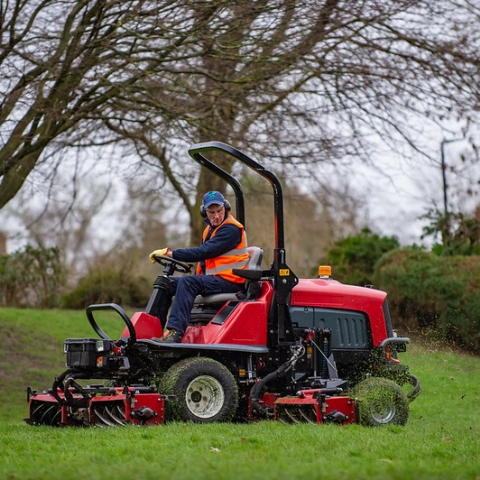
top-left (250, 343), bottom-right (304, 417)
top-left (50, 369), bottom-right (93, 406)
top-left (406, 372), bottom-right (422, 402)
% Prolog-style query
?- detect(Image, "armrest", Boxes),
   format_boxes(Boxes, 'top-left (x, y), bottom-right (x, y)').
top-left (232, 268), bottom-right (272, 280)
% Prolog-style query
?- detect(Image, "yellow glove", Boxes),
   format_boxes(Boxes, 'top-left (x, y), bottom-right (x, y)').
top-left (149, 248), bottom-right (169, 263)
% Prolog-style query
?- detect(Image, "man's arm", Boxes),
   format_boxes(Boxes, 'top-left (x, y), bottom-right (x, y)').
top-left (172, 224), bottom-right (242, 263)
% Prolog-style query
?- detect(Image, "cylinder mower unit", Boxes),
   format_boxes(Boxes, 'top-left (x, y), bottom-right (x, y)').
top-left (25, 141), bottom-right (421, 428)
top-left (275, 390), bottom-right (358, 425)
top-left (26, 335), bottom-right (168, 427)
top-left (27, 385), bottom-right (166, 427)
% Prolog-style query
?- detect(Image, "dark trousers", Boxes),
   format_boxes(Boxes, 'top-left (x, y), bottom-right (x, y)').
top-left (159, 275), bottom-right (243, 334)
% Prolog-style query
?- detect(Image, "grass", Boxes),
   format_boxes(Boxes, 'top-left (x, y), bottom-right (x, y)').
top-left (1, 307), bottom-right (480, 479)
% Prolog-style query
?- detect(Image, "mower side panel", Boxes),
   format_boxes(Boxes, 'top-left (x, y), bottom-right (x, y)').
top-left (182, 282), bottom-right (273, 346)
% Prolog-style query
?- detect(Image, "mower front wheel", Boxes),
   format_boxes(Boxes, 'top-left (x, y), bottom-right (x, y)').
top-left (160, 357), bottom-right (238, 423)
top-left (354, 377), bottom-right (409, 427)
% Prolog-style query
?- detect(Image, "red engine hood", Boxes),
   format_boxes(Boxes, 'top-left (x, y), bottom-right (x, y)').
top-left (291, 278), bottom-right (387, 310)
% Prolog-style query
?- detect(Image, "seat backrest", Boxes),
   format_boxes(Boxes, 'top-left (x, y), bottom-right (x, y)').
top-left (246, 246), bottom-right (263, 270)
top-left (193, 246), bottom-right (264, 305)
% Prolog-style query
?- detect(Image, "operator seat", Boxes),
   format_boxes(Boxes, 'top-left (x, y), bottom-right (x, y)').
top-left (193, 246), bottom-right (264, 304)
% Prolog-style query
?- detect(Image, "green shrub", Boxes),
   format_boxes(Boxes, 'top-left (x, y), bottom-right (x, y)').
top-left (62, 265), bottom-right (152, 309)
top-left (374, 247), bottom-right (480, 353)
top-left (317, 228), bottom-right (400, 286)
top-left (421, 207), bottom-right (480, 256)
top-left (0, 245), bottom-right (67, 308)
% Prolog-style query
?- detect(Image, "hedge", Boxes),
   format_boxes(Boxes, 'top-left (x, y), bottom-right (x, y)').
top-left (374, 247), bottom-right (480, 353)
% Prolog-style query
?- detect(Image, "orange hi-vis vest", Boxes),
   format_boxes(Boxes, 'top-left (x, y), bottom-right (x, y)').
top-left (195, 215), bottom-right (249, 284)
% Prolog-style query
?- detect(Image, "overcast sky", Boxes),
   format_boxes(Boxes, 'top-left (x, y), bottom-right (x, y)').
top-left (359, 135), bottom-right (479, 246)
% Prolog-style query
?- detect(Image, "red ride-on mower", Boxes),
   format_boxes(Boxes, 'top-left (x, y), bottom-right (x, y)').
top-left (26, 141), bottom-right (421, 427)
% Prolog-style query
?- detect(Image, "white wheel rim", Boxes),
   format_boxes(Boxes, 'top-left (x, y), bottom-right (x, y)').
top-left (369, 403), bottom-right (396, 424)
top-left (185, 375), bottom-right (225, 419)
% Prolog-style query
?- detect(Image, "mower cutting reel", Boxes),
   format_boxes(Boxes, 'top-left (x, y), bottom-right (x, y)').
top-left (27, 385), bottom-right (167, 427)
top-left (275, 393), bottom-right (358, 425)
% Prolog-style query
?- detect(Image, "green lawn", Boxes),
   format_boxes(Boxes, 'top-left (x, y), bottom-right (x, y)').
top-left (0, 308), bottom-right (479, 479)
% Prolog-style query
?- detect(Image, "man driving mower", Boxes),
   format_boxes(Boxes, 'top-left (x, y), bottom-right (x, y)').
top-left (149, 191), bottom-right (249, 343)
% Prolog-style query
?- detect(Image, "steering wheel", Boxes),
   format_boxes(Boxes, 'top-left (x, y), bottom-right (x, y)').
top-left (152, 254), bottom-right (192, 274)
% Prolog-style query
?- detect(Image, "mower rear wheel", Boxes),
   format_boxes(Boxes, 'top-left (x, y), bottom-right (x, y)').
top-left (160, 357), bottom-right (238, 423)
top-left (354, 377), bottom-right (409, 427)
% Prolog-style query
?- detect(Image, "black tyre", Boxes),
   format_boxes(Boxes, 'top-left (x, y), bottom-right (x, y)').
top-left (159, 357), bottom-right (238, 423)
top-left (354, 377), bottom-right (409, 427)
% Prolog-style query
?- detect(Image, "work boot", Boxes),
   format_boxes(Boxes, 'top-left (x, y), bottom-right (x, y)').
top-left (158, 329), bottom-right (182, 343)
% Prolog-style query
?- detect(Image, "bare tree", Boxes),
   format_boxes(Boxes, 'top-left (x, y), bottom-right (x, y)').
top-left (0, 0), bottom-right (201, 208)
top-left (102, 0), bottom-right (480, 240)
top-left (2, 0), bottom-right (480, 244)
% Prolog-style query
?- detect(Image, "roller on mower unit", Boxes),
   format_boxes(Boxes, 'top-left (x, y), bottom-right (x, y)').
top-left (26, 141), bottom-right (421, 427)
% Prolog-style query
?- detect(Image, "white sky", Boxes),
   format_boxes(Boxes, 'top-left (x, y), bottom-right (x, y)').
top-left (360, 136), bottom-right (479, 246)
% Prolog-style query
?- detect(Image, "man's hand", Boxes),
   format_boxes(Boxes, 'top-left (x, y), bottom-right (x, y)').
top-left (149, 248), bottom-right (170, 263)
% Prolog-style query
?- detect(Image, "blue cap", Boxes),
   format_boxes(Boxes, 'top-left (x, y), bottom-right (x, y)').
top-left (203, 191), bottom-right (225, 208)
